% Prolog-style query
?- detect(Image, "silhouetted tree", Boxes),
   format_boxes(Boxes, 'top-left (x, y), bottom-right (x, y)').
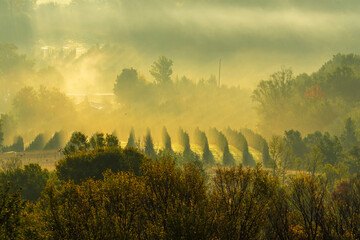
top-left (162, 127), bottom-right (172, 152)
top-left (341, 117), bottom-right (358, 149)
top-left (105, 133), bottom-right (119, 147)
top-left (262, 141), bottom-right (271, 168)
top-left (44, 131), bottom-right (64, 150)
top-left (224, 128), bottom-right (255, 167)
top-left (90, 132), bottom-right (105, 149)
top-left (150, 56), bottom-right (173, 84)
top-left (63, 132), bottom-right (89, 155)
top-left (3, 136), bottom-right (24, 152)
top-left (126, 128), bottom-right (136, 148)
top-left (26, 134), bottom-right (45, 151)
top-left (208, 128), bottom-right (235, 166)
top-left (144, 129), bottom-right (156, 159)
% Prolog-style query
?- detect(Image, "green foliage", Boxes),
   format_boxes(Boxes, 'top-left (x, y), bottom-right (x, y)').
top-left (89, 132), bottom-right (105, 149)
top-left (317, 133), bottom-right (343, 166)
top-left (210, 165), bottom-right (276, 239)
top-left (40, 157), bottom-right (212, 239)
top-left (26, 134), bottom-right (46, 151)
top-left (43, 131), bottom-right (64, 150)
top-left (105, 133), bottom-right (119, 147)
top-left (0, 118), bottom-right (3, 151)
top-left (144, 129), bottom-right (157, 159)
top-left (56, 147), bottom-right (147, 184)
top-left (241, 128), bottom-right (271, 167)
top-left (0, 183), bottom-right (23, 240)
top-left (288, 174), bottom-right (330, 239)
top-left (63, 131), bottom-right (89, 155)
top-left (251, 55), bottom-right (360, 135)
top-left (345, 146), bottom-right (360, 175)
top-left (179, 127), bottom-right (199, 163)
top-left (194, 127), bottom-right (215, 165)
top-left (224, 127), bottom-right (255, 167)
top-left (126, 128), bottom-right (137, 148)
top-left (150, 56), bottom-right (173, 84)
top-left (208, 128), bottom-right (235, 166)
top-left (261, 141), bottom-right (271, 168)
top-left (3, 136), bottom-right (24, 152)
top-left (113, 68), bottom-right (145, 104)
top-left (162, 126), bottom-right (172, 152)
top-left (340, 117), bottom-right (358, 149)
top-left (0, 163), bottom-right (50, 201)
top-left (284, 129), bottom-right (308, 158)
top-left (304, 146), bottom-right (325, 176)
top-left (331, 176), bottom-right (360, 238)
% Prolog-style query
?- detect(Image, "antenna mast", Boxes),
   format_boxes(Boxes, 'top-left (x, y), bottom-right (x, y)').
top-left (218, 59), bottom-right (221, 87)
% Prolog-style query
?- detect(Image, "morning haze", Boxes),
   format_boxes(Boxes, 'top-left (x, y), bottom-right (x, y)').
top-left (1, 1), bottom-right (360, 239)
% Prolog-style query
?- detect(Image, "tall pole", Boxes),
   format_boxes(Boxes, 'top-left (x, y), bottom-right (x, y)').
top-left (218, 59), bottom-right (221, 87)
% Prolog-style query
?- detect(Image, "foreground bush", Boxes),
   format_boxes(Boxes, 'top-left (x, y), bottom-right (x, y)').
top-left (56, 147), bottom-right (147, 184)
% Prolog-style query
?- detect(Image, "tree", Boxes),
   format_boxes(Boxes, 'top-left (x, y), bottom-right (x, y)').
top-left (208, 128), bottom-right (235, 166)
top-left (150, 56), bottom-right (173, 84)
top-left (2, 136), bottom-right (24, 152)
top-left (63, 132), bottom-right (89, 155)
top-left (252, 68), bottom-right (293, 111)
top-left (113, 68), bottom-right (141, 100)
top-left (126, 128), bottom-right (136, 148)
top-left (179, 128), bottom-right (198, 163)
top-left (222, 144), bottom-right (235, 166)
top-left (0, 118), bottom-right (3, 151)
top-left (224, 128), bottom-right (255, 167)
top-left (289, 174), bottom-right (330, 240)
top-left (261, 141), bottom-right (271, 168)
top-left (305, 146), bottom-right (325, 176)
top-left (56, 147), bottom-right (146, 184)
top-left (318, 133), bottom-right (343, 166)
top-left (0, 163), bottom-right (50, 201)
top-left (0, 183), bottom-right (23, 239)
top-left (162, 126), bottom-right (172, 152)
top-left (345, 146), bottom-right (360, 175)
top-left (105, 133), bottom-right (119, 147)
top-left (26, 134), bottom-right (45, 151)
top-left (268, 136), bottom-right (285, 176)
top-left (210, 165), bottom-right (276, 240)
top-left (194, 128), bottom-right (215, 165)
top-left (284, 130), bottom-right (307, 159)
top-left (44, 131), bottom-right (65, 150)
top-left (90, 132), bottom-right (105, 149)
top-left (340, 117), bottom-right (358, 149)
top-left (144, 129), bottom-right (156, 159)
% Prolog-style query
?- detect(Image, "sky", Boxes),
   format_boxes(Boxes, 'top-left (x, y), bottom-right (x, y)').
top-left (28, 0), bottom-right (360, 88)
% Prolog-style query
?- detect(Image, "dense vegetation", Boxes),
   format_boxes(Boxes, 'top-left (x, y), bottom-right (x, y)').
top-left (2, 147), bottom-right (360, 239)
top-left (2, 1), bottom-right (360, 239)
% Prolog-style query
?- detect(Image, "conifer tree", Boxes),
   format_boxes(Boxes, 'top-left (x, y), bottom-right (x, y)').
top-left (126, 128), bottom-right (137, 148)
top-left (144, 129), bottom-right (156, 158)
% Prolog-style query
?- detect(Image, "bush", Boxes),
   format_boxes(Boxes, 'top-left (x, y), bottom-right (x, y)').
top-left (56, 147), bottom-right (148, 184)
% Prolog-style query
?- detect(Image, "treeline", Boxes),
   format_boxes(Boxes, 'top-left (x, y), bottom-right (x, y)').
top-left (41, 127), bottom-right (259, 167)
top-left (253, 54), bottom-right (360, 135)
top-left (2, 149), bottom-right (360, 239)
top-left (0, 131), bottom-right (65, 152)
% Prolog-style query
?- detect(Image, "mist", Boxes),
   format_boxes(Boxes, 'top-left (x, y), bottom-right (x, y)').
top-left (2, 0), bottom-right (360, 145)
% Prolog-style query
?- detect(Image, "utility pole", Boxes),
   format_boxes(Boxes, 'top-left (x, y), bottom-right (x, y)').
top-left (218, 59), bottom-right (221, 87)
